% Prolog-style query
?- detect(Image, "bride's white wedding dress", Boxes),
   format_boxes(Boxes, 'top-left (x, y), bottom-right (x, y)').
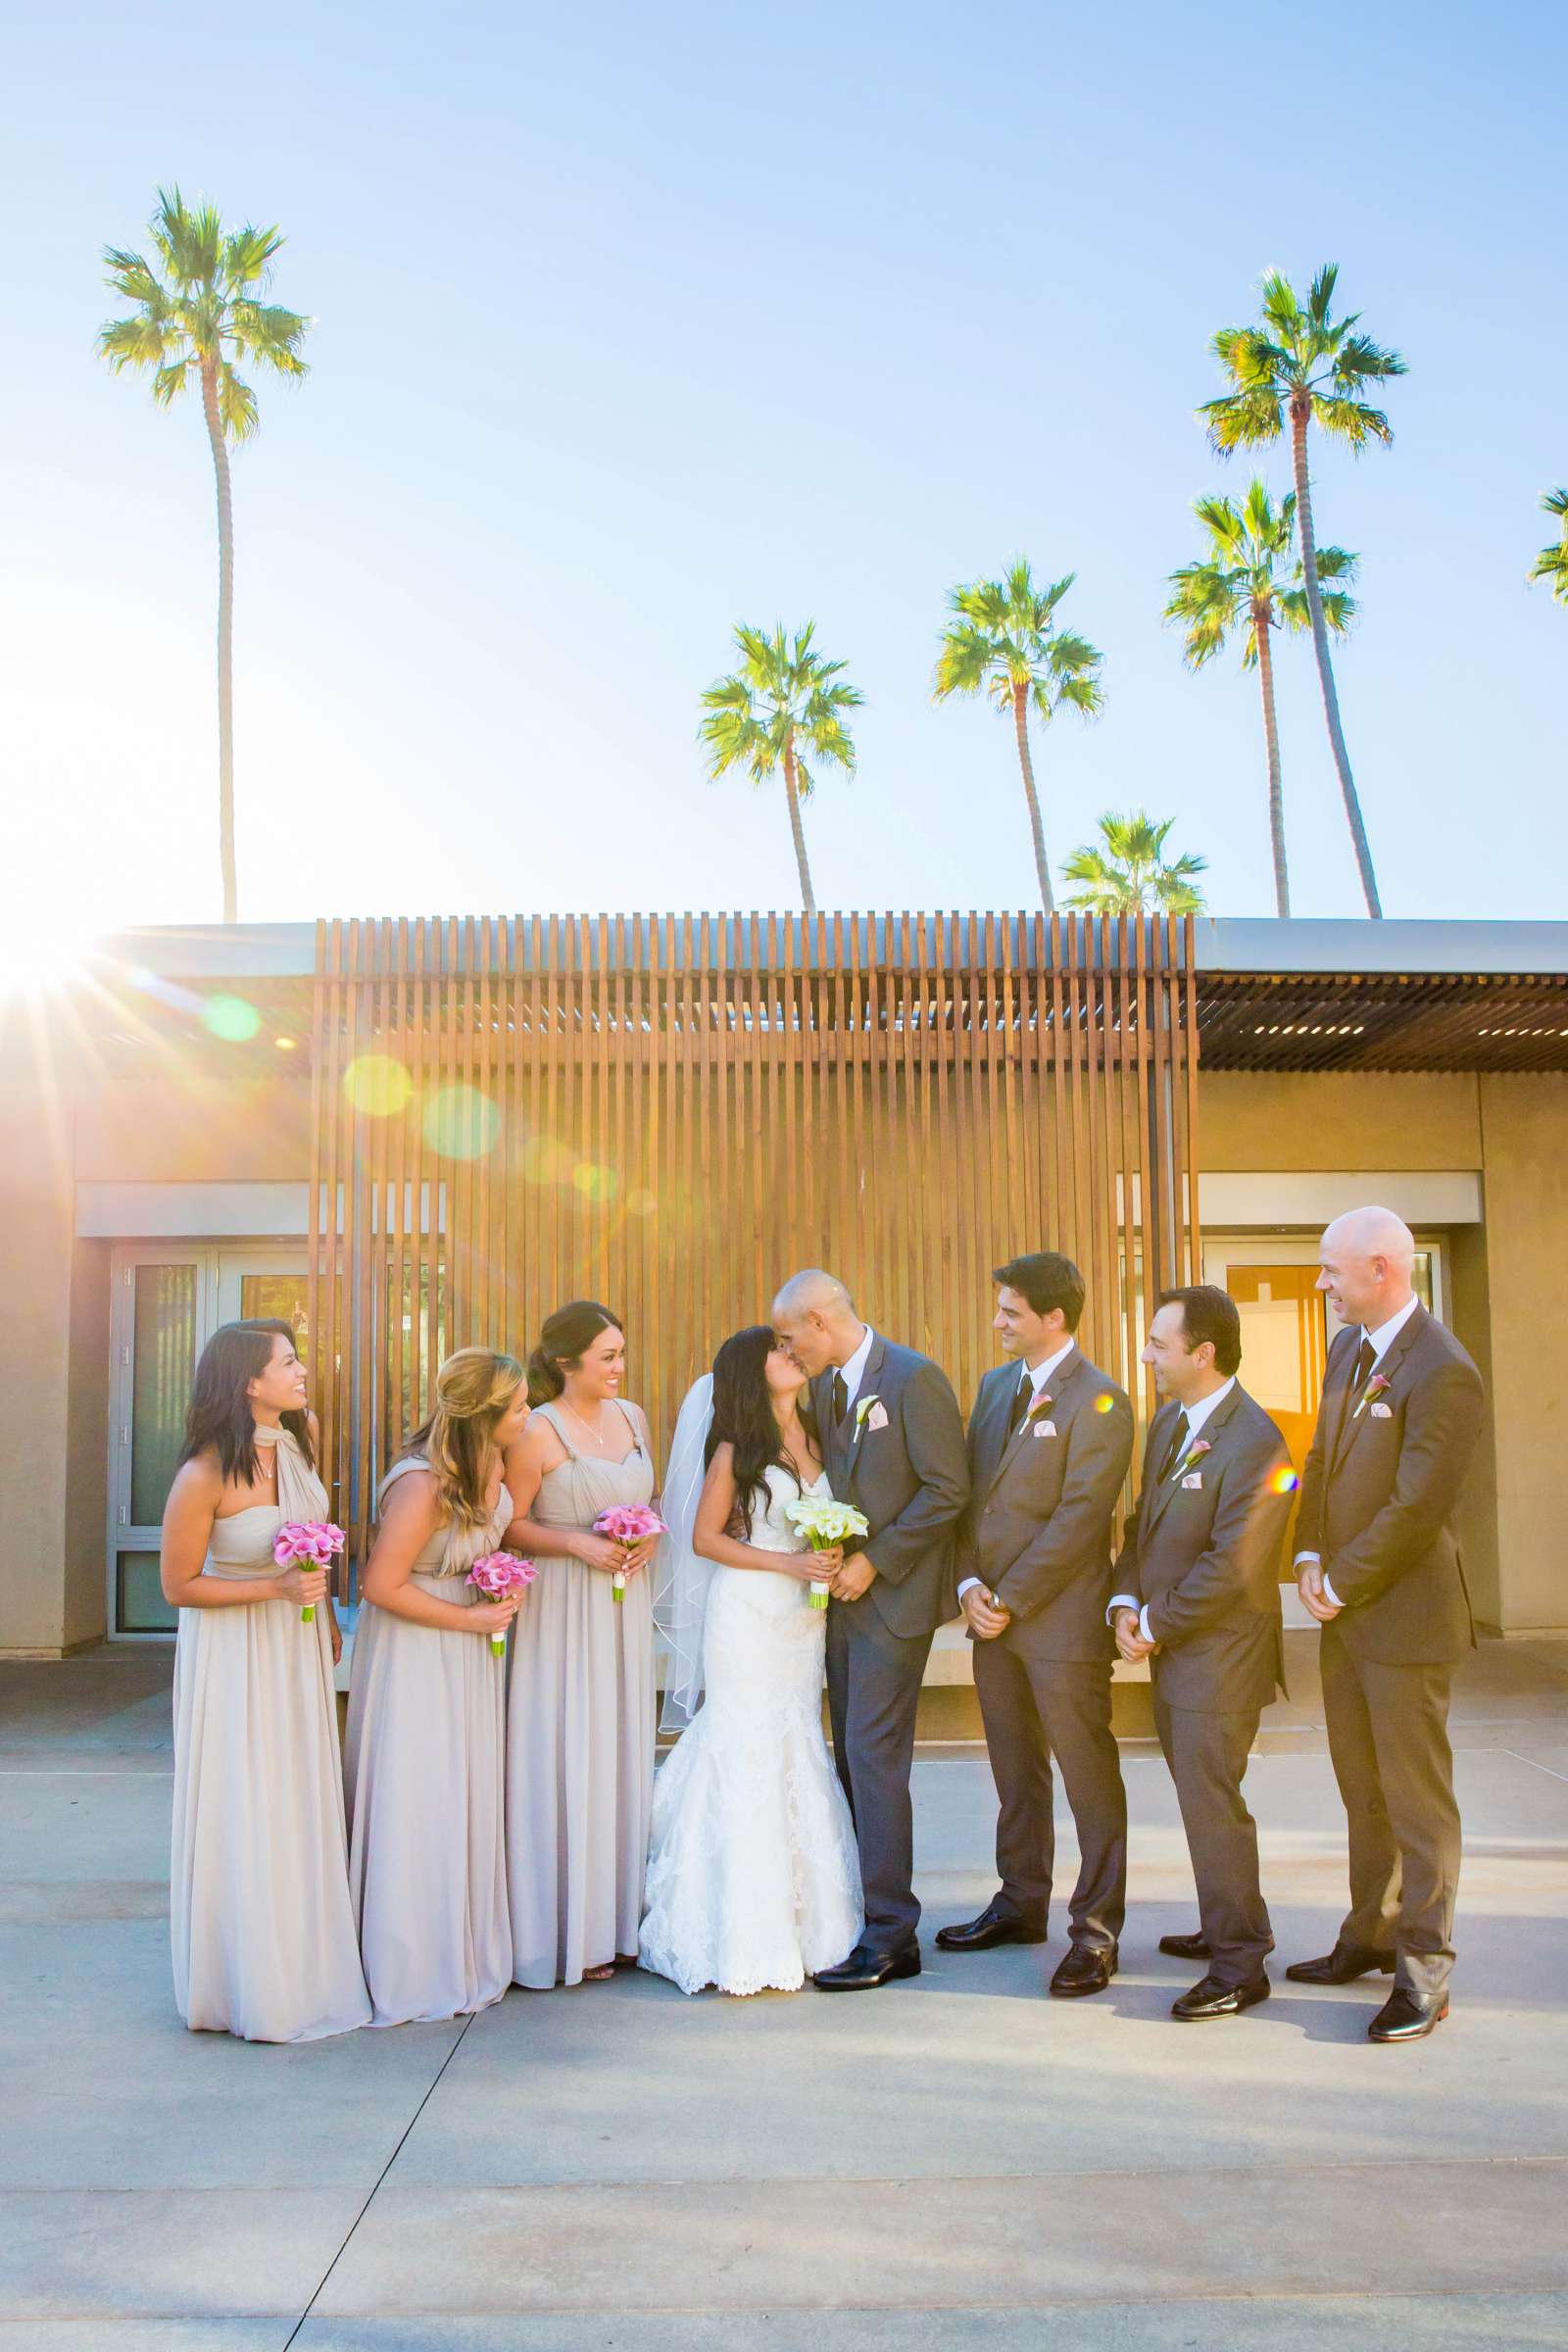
top-left (638, 1465), bottom-right (863, 1994)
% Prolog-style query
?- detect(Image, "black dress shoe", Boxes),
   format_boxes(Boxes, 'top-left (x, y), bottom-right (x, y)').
top-left (813, 1942), bottom-right (922, 1991)
top-left (935, 1903), bottom-right (1048, 1952)
top-left (1049, 1943), bottom-right (1117, 1997)
top-left (1285, 1944), bottom-right (1397, 1986)
top-left (1171, 1971), bottom-right (1270, 2021)
top-left (1158, 1931), bottom-right (1211, 1961)
top-left (1368, 1987), bottom-right (1448, 2042)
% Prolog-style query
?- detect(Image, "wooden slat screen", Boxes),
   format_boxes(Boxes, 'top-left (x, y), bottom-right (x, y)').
top-left (308, 913), bottom-right (1201, 1558)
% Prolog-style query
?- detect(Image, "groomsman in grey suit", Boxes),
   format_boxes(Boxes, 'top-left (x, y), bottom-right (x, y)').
top-left (1290, 1207), bottom-right (1485, 2042)
top-left (771, 1271), bottom-right (969, 1990)
top-left (1110, 1286), bottom-right (1294, 2019)
top-left (940, 1252), bottom-right (1135, 1997)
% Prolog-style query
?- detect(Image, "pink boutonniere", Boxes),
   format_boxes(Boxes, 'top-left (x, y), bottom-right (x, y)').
top-left (1351, 1371), bottom-right (1392, 1422)
top-left (1170, 1435), bottom-right (1212, 1483)
top-left (1023, 1391), bottom-right (1054, 1424)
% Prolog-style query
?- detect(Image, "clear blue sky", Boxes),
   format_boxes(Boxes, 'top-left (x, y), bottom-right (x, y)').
top-left (3, 0), bottom-right (1564, 934)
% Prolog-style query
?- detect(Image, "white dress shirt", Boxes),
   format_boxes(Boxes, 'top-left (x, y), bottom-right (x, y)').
top-left (1296, 1294), bottom-right (1422, 1606)
top-left (835, 1325), bottom-right (876, 1415)
top-left (1109, 1377), bottom-right (1237, 1642)
top-left (957, 1340), bottom-right (1077, 1604)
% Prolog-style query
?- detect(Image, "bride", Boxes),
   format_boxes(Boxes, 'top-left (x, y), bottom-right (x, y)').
top-left (639, 1326), bottom-right (863, 1995)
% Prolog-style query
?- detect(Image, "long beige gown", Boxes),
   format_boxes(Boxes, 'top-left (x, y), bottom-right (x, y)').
top-left (506, 1400), bottom-right (657, 1987)
top-left (344, 1458), bottom-right (514, 2025)
top-left (170, 1426), bottom-right (370, 2042)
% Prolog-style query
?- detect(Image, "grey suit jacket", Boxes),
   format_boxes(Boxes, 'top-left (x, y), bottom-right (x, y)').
top-left (959, 1347), bottom-right (1134, 1659)
top-left (813, 1334), bottom-right (969, 1641)
top-left (1295, 1302), bottom-right (1484, 1667)
top-left (1115, 1384), bottom-right (1291, 1714)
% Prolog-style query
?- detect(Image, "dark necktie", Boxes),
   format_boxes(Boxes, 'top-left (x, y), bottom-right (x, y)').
top-left (1157, 1411), bottom-right (1191, 1483)
top-left (832, 1371), bottom-right (849, 1428)
top-left (1007, 1376), bottom-right (1032, 1435)
top-left (1350, 1334), bottom-right (1377, 1396)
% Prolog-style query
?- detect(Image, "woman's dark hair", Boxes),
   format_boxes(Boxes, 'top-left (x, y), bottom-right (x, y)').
top-left (526, 1300), bottom-right (623, 1406)
top-left (707, 1325), bottom-right (811, 1537)
top-left (177, 1319), bottom-right (314, 1485)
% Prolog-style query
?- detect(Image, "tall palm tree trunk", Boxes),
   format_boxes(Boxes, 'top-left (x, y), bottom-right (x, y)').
top-left (200, 360), bottom-right (238, 923)
top-left (1252, 608), bottom-right (1291, 917)
top-left (1290, 395), bottom-right (1381, 918)
top-left (782, 737), bottom-right (815, 913)
top-left (1011, 685), bottom-right (1054, 913)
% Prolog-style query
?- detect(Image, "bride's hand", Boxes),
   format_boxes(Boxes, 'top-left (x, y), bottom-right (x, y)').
top-left (796, 1544), bottom-right (843, 1584)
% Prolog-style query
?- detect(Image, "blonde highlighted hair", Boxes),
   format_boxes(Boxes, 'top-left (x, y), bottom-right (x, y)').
top-left (405, 1347), bottom-right (527, 1528)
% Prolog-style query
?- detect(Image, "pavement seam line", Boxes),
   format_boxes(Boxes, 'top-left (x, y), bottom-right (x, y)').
top-left (1502, 1746), bottom-right (1568, 1784)
top-left (280, 2010), bottom-right (477, 2351)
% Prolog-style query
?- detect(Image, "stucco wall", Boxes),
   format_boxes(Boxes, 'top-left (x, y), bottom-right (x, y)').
top-left (1198, 1070), bottom-right (1483, 1170)
top-left (1475, 1076), bottom-right (1568, 1633)
top-left (71, 1072), bottom-right (311, 1183)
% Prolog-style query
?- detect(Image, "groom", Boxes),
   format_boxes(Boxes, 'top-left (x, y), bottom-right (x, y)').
top-left (772, 1271), bottom-right (969, 1989)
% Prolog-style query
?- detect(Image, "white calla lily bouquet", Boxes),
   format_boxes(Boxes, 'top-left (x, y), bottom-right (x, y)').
top-left (785, 1494), bottom-right (870, 1609)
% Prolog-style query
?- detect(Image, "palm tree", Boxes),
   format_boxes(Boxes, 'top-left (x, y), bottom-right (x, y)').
top-left (933, 560), bottom-right (1103, 913)
top-left (1529, 488), bottom-right (1568, 605)
top-left (1061, 812), bottom-right (1207, 916)
top-left (1164, 480), bottom-right (1356, 917)
top-left (99, 187), bottom-right (310, 922)
top-left (1200, 265), bottom-right (1403, 917)
top-left (699, 622), bottom-right (861, 911)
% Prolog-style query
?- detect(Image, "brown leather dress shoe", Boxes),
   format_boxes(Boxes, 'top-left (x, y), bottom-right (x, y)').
top-left (1368, 1987), bottom-right (1448, 2042)
top-left (1049, 1943), bottom-right (1117, 1997)
top-left (1171, 1972), bottom-right (1270, 2020)
top-left (1285, 1945), bottom-right (1396, 1986)
top-left (935, 1902), bottom-right (1048, 1952)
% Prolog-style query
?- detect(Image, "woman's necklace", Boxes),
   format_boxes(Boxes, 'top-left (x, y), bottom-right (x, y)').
top-left (562, 1396), bottom-right (611, 1450)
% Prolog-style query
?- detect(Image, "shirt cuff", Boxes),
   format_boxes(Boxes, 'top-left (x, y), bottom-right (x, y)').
top-left (1293, 1550), bottom-right (1321, 1568)
top-left (1321, 1573), bottom-right (1343, 1608)
top-left (1140, 1604), bottom-right (1153, 1644)
top-left (957, 1577), bottom-right (983, 1601)
top-left (1106, 1592), bottom-right (1139, 1625)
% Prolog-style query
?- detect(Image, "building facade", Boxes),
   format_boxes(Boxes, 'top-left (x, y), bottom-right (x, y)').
top-left (4, 913), bottom-right (1564, 1655)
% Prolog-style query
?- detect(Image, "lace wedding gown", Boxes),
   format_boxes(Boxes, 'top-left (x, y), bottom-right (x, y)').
top-left (638, 1465), bottom-right (862, 1994)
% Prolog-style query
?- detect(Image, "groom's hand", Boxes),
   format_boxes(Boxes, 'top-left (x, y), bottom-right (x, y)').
top-left (830, 1552), bottom-right (876, 1603)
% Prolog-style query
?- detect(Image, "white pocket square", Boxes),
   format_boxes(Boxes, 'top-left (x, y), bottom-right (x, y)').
top-left (1181, 1471), bottom-right (1203, 1490)
top-left (1370, 1401), bottom-right (1393, 1418)
top-left (865, 1401), bottom-right (889, 1432)
top-left (1033, 1420), bottom-right (1056, 1438)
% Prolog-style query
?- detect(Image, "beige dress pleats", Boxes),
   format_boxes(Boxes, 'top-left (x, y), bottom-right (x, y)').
top-left (506, 1401), bottom-right (657, 1987)
top-left (344, 1459), bottom-right (514, 2026)
top-left (170, 1427), bottom-right (370, 2043)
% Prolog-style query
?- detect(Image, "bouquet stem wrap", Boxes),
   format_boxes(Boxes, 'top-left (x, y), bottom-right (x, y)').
top-left (783, 1495), bottom-right (871, 1608)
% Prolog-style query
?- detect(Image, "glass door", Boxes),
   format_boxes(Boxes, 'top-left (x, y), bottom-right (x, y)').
top-left (108, 1250), bottom-right (214, 1634)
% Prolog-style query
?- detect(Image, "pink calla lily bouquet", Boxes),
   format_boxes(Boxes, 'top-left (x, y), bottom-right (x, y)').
top-left (272, 1520), bottom-right (346, 1626)
top-left (467, 1551), bottom-right (537, 1653)
top-left (593, 1505), bottom-right (668, 1601)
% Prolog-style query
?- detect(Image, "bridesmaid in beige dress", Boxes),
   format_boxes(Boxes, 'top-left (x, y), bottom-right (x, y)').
top-left (162, 1319), bottom-right (369, 2043)
top-left (505, 1301), bottom-right (660, 1987)
top-left (346, 1348), bottom-right (532, 2026)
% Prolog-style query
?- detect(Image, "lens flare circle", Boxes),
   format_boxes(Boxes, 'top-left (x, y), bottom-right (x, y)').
top-left (344, 1054), bottom-right (414, 1117)
top-left (201, 993), bottom-right (263, 1043)
top-left (422, 1084), bottom-right (501, 1159)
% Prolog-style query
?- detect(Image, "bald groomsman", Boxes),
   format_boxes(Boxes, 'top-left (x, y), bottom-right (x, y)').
top-left (1111, 1287), bottom-right (1294, 2020)
top-left (1290, 1207), bottom-right (1485, 2042)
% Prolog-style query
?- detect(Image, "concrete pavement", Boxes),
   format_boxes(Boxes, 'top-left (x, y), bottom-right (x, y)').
top-left (2, 1635), bottom-right (1565, 2350)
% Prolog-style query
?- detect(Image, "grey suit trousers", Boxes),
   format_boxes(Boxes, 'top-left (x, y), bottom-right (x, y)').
top-left (1152, 1690), bottom-right (1272, 1984)
top-left (972, 1636), bottom-right (1126, 1948)
top-left (1320, 1625), bottom-right (1460, 2000)
top-left (825, 1597), bottom-right (935, 1948)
